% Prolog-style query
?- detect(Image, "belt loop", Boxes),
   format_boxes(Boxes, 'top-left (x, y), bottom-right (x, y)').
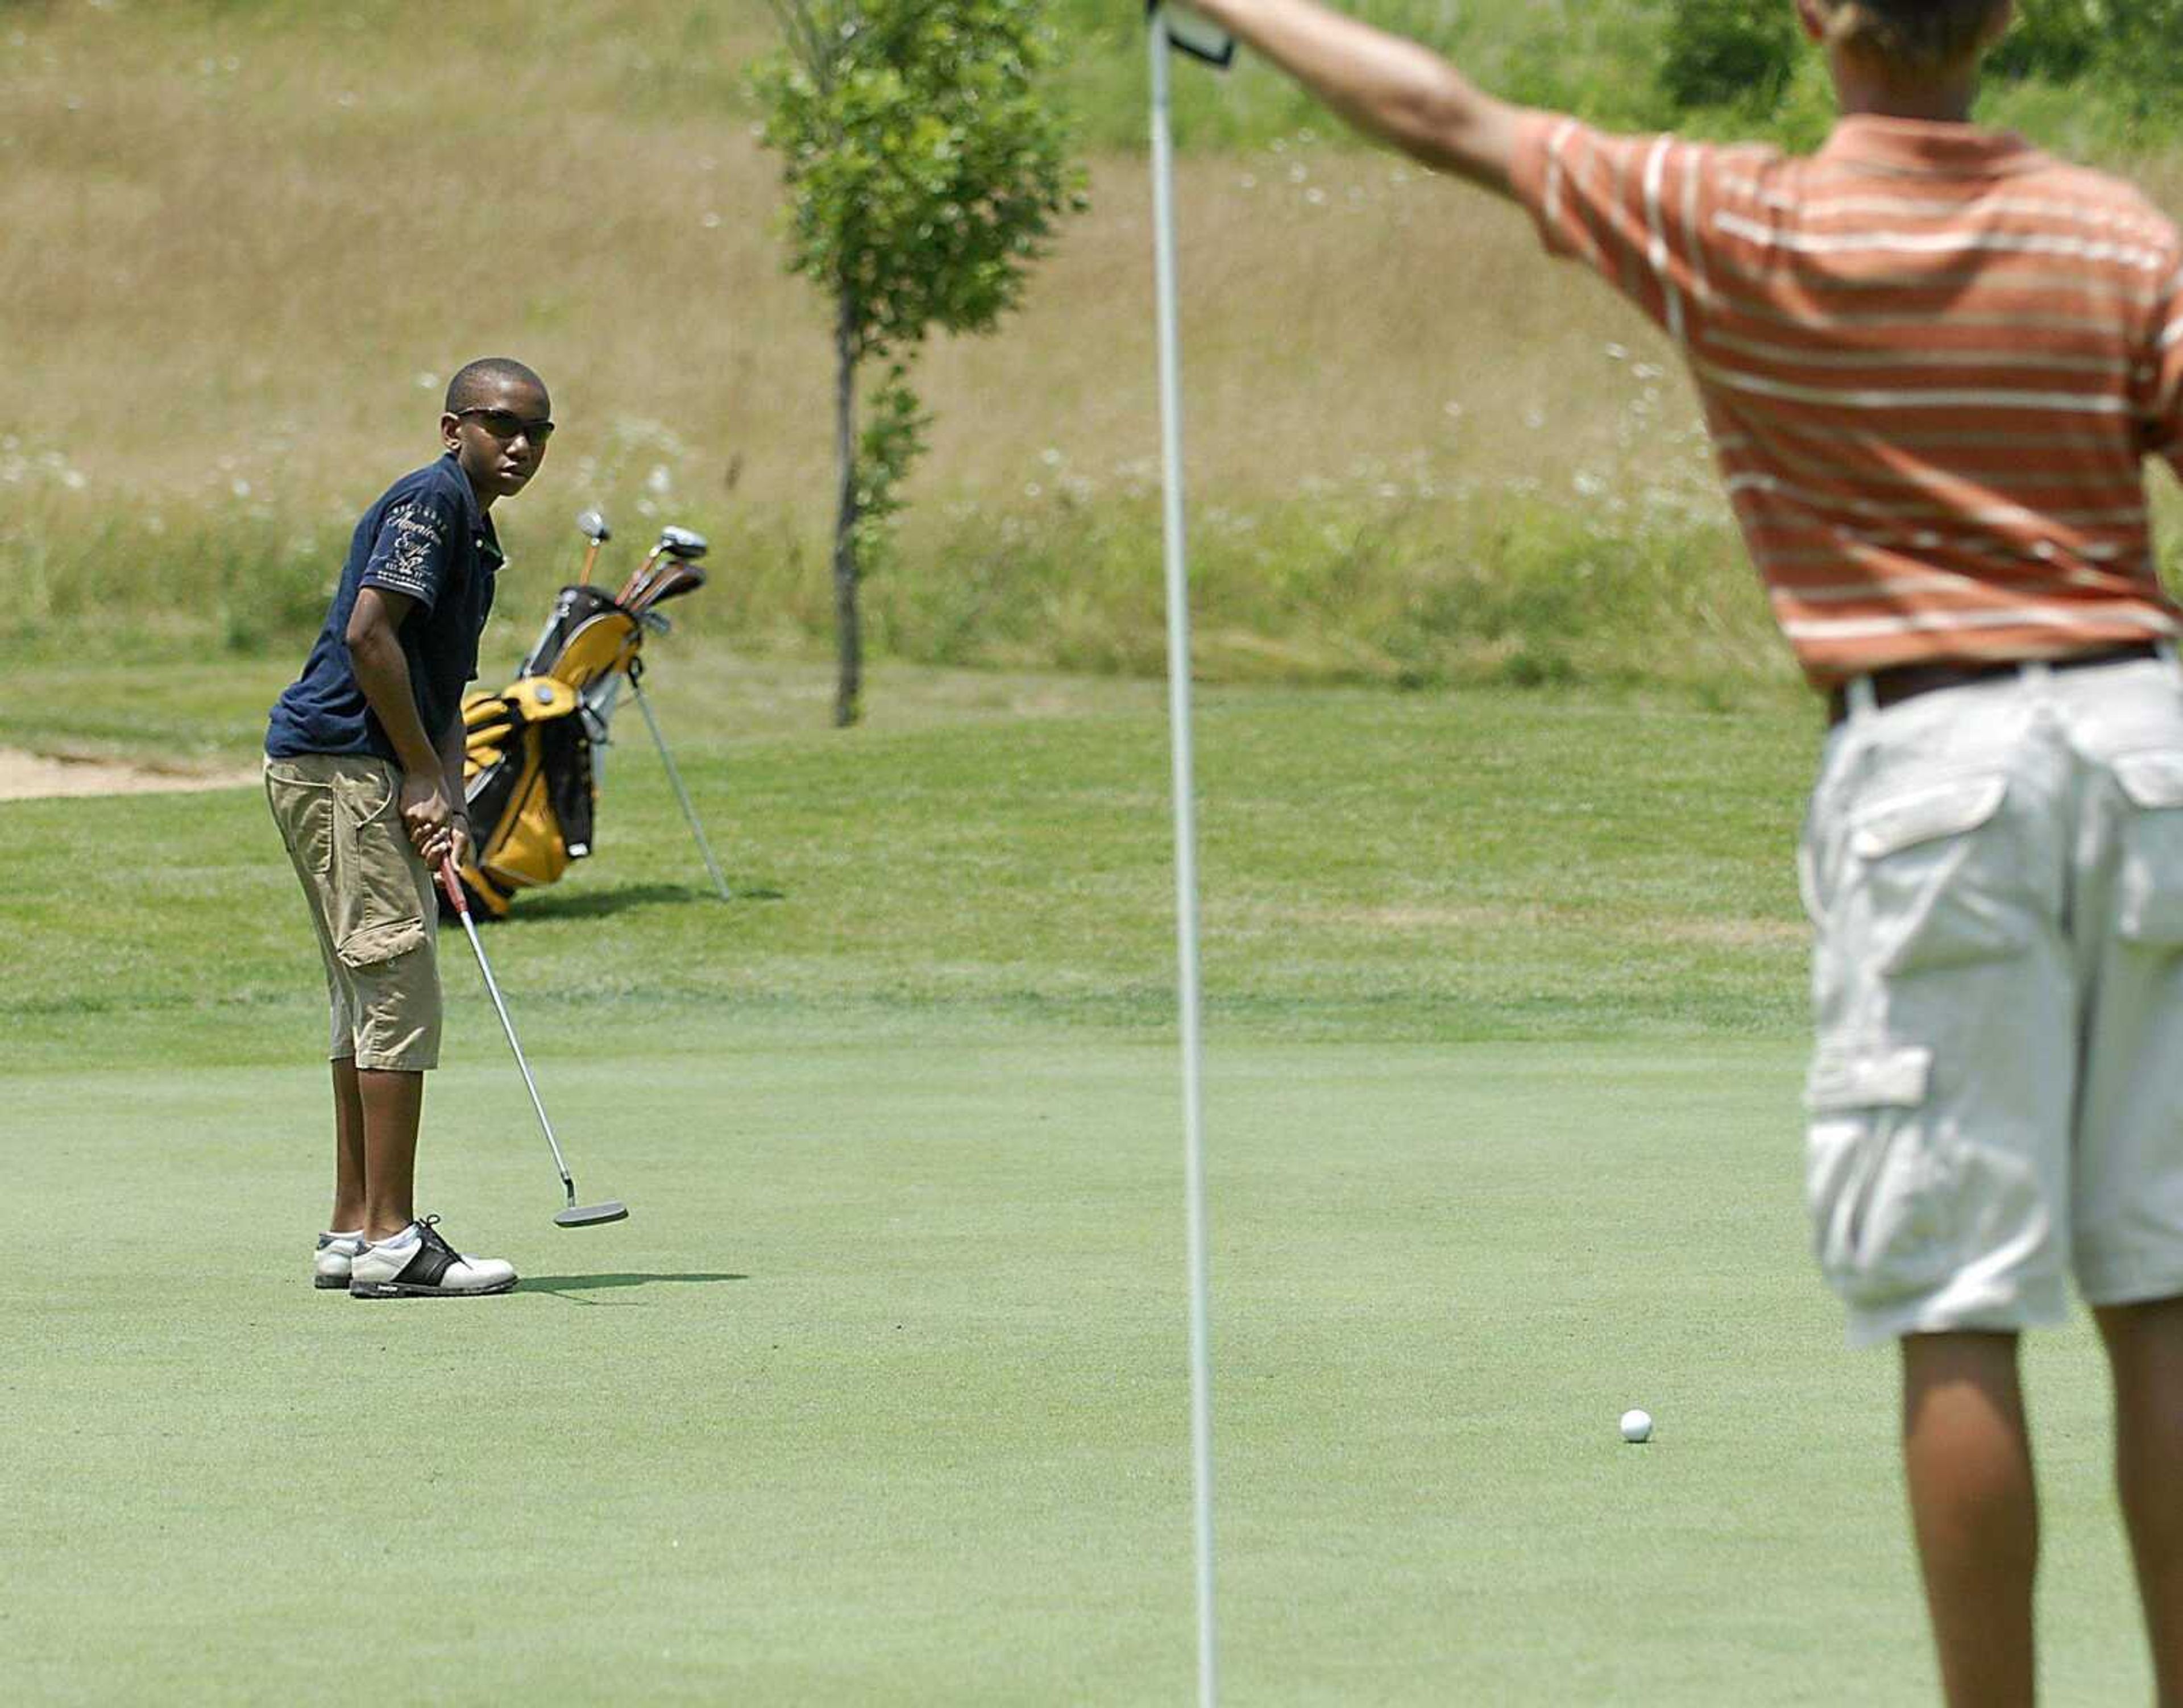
top-left (1844, 675), bottom-right (1877, 721)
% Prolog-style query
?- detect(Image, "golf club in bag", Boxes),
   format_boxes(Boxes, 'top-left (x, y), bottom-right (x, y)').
top-left (450, 511), bottom-right (731, 917)
top-left (438, 856), bottom-right (628, 1229)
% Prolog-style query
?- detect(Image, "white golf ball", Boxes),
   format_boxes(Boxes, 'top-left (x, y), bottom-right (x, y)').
top-left (1619, 1408), bottom-right (1654, 1444)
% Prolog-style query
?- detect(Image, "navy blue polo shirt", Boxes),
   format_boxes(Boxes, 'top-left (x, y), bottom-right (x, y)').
top-left (266, 453), bottom-right (502, 764)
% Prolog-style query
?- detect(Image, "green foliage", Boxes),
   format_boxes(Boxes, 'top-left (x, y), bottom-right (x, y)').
top-left (850, 363), bottom-right (930, 578)
top-left (2097, 0), bottom-right (2183, 123)
top-left (748, 0), bottom-right (1085, 719)
top-left (1987, 0), bottom-right (2183, 98)
top-left (1658, 0), bottom-right (1800, 114)
top-left (1987, 0), bottom-right (2104, 80)
top-left (750, 0), bottom-right (1086, 363)
top-left (1658, 0), bottom-right (2183, 139)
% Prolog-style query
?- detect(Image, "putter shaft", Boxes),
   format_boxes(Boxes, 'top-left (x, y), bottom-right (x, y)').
top-left (439, 860), bottom-right (576, 1194)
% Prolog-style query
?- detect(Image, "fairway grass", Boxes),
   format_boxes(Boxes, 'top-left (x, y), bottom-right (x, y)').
top-left (0, 677), bottom-right (2151, 1701)
top-left (0, 666), bottom-right (1816, 1074)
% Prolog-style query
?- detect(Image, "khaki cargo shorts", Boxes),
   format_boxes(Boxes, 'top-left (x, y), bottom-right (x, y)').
top-left (1799, 653), bottom-right (2183, 1347)
top-left (264, 753), bottom-right (441, 1072)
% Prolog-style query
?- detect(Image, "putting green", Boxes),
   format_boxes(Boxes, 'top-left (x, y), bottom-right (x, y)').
top-left (2, 1036), bottom-right (2144, 1705)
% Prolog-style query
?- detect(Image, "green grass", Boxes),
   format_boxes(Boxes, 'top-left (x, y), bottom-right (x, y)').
top-left (0, 654), bottom-right (1816, 1069)
top-left (1058, 0), bottom-right (2183, 156)
top-left (0, 668), bottom-right (2157, 1701)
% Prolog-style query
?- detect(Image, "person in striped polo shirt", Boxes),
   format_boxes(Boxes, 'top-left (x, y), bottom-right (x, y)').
top-left (1179, 0), bottom-right (2183, 1698)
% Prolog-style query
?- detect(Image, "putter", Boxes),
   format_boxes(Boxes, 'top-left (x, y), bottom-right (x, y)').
top-left (575, 508), bottom-right (612, 585)
top-left (437, 857), bottom-right (629, 1228)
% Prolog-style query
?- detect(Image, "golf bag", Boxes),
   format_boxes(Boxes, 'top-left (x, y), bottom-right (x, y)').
top-left (450, 530), bottom-right (713, 918)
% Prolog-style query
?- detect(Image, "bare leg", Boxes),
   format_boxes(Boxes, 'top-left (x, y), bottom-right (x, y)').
top-left (357, 1068), bottom-right (424, 1243)
top-left (330, 1056), bottom-right (367, 1231)
top-left (2096, 1297), bottom-right (2183, 1707)
top-left (1901, 1331), bottom-right (2037, 1708)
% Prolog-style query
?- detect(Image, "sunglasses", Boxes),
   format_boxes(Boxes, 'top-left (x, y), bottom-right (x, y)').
top-left (453, 407), bottom-right (556, 443)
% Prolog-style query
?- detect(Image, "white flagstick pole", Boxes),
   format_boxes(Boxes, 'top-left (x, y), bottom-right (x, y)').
top-left (1148, 14), bottom-right (1219, 1706)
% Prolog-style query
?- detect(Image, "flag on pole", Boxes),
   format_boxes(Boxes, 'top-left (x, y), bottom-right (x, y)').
top-left (1145, 9), bottom-right (1232, 1704)
top-left (1151, 1), bottom-right (1236, 69)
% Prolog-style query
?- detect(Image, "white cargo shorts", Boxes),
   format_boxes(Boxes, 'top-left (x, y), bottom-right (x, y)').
top-left (1800, 652), bottom-right (2183, 1346)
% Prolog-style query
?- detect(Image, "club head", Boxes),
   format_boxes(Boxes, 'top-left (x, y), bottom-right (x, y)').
top-left (555, 1200), bottom-right (629, 1228)
top-left (626, 560), bottom-right (705, 618)
top-left (576, 509), bottom-right (612, 544)
top-left (657, 525), bottom-right (708, 561)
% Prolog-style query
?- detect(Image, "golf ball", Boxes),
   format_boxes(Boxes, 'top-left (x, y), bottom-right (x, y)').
top-left (1619, 1408), bottom-right (1653, 1444)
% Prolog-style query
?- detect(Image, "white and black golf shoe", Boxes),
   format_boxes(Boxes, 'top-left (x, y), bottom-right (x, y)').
top-left (313, 1230), bottom-right (368, 1291)
top-left (348, 1217), bottom-right (518, 1300)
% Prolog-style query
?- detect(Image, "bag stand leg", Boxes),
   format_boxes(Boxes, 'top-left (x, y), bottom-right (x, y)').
top-left (629, 672), bottom-right (732, 902)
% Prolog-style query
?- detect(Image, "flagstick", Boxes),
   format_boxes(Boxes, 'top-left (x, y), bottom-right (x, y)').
top-left (1149, 14), bottom-right (1219, 1706)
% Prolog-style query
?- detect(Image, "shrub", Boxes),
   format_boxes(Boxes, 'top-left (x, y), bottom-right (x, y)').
top-left (1662, 0), bottom-right (2181, 132)
top-left (1986, 0), bottom-right (2102, 81)
top-left (1658, 0), bottom-right (1802, 113)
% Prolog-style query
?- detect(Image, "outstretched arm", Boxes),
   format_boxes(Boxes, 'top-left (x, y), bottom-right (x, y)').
top-left (1184, 0), bottom-right (1524, 194)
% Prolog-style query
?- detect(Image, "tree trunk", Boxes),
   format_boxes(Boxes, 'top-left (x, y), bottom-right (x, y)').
top-left (831, 293), bottom-right (861, 728)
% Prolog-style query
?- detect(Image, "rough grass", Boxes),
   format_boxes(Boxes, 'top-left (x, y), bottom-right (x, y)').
top-left (1, 1), bottom-right (2178, 695)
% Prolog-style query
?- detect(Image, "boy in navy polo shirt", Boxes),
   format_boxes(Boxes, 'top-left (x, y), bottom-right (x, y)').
top-left (264, 357), bottom-right (554, 1299)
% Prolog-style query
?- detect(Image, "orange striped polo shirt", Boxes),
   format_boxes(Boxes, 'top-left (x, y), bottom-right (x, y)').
top-left (1510, 113), bottom-right (2183, 687)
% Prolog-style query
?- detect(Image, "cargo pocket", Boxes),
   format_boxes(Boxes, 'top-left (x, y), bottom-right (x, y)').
top-left (1842, 774), bottom-right (2032, 976)
top-left (330, 766), bottom-right (427, 969)
top-left (2113, 753), bottom-right (2183, 947)
top-left (1804, 1043), bottom-right (1954, 1309)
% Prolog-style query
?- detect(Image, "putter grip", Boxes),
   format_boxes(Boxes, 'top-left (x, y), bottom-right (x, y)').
top-left (437, 857), bottom-right (467, 917)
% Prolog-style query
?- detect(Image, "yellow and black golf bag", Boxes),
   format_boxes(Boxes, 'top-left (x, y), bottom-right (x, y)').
top-left (449, 522), bottom-right (723, 918)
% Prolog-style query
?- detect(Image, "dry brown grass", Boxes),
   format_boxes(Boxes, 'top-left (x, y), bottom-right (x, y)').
top-left (1, 1), bottom-right (2174, 678)
top-left (0, 3), bottom-right (1706, 537)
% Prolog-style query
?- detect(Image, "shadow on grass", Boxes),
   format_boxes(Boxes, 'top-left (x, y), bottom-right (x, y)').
top-left (521, 1271), bottom-right (749, 1304)
top-left (499, 882), bottom-right (786, 922)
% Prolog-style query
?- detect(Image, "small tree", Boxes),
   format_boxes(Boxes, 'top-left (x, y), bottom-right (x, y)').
top-left (750, 0), bottom-right (1084, 726)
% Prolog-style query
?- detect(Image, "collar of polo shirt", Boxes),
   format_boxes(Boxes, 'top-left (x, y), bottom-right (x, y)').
top-left (1819, 114), bottom-right (2040, 177)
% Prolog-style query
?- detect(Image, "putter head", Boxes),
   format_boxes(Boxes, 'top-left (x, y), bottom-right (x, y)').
top-left (555, 1200), bottom-right (629, 1228)
top-left (576, 508), bottom-right (612, 544)
top-left (657, 525), bottom-right (708, 562)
